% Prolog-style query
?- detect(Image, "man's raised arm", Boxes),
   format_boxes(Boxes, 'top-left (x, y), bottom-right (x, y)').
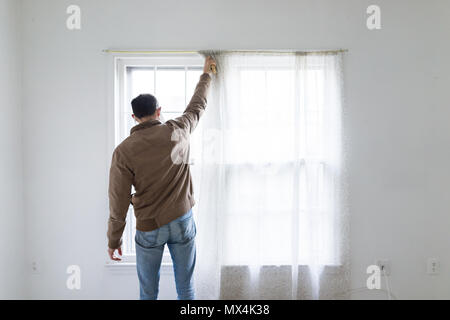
top-left (167, 56), bottom-right (216, 133)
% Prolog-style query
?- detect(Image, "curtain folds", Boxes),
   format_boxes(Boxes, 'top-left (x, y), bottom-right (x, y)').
top-left (194, 51), bottom-right (349, 299)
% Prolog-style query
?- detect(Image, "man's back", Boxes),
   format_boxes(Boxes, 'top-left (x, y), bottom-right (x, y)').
top-left (117, 119), bottom-right (194, 228)
top-left (107, 73), bottom-right (212, 250)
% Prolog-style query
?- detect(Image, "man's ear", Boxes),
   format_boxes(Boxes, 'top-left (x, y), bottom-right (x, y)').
top-left (156, 107), bottom-right (162, 116)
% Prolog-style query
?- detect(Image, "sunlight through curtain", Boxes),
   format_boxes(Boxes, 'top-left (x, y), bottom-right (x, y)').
top-left (194, 51), bottom-right (349, 299)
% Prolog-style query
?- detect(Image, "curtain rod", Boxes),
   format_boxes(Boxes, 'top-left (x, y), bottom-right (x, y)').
top-left (102, 49), bottom-right (348, 55)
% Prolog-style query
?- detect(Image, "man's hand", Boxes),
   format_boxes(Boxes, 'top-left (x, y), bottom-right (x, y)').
top-left (203, 56), bottom-right (216, 74)
top-left (108, 247), bottom-right (122, 261)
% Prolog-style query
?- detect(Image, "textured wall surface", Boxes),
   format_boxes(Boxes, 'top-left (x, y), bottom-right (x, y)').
top-left (0, 0), bottom-right (25, 299)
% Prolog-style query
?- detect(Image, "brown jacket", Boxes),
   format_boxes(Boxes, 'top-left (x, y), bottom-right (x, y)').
top-left (107, 73), bottom-right (211, 249)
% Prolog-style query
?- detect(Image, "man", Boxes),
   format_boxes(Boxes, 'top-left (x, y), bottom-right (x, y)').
top-left (107, 56), bottom-right (216, 300)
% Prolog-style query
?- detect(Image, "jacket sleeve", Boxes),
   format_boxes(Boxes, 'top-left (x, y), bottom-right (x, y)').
top-left (166, 73), bottom-right (211, 134)
top-left (107, 148), bottom-right (133, 249)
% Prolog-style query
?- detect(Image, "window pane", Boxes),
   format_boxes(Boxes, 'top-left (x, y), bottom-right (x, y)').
top-left (162, 112), bottom-right (182, 121)
top-left (186, 69), bottom-right (203, 103)
top-left (130, 68), bottom-right (154, 100)
top-left (266, 69), bottom-right (295, 125)
top-left (224, 68), bottom-right (296, 164)
top-left (223, 166), bottom-right (295, 265)
top-left (156, 68), bottom-right (185, 112)
top-left (130, 207), bottom-right (136, 253)
top-left (240, 69), bottom-right (266, 127)
top-left (123, 112), bottom-right (136, 135)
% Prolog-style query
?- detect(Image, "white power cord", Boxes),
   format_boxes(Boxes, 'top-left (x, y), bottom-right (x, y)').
top-left (382, 267), bottom-right (392, 300)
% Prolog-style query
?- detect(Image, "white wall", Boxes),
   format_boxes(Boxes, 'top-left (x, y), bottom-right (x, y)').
top-left (0, 0), bottom-right (25, 299)
top-left (19, 0), bottom-right (450, 299)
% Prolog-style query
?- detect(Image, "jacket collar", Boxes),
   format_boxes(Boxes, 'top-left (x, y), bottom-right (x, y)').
top-left (130, 119), bottom-right (162, 135)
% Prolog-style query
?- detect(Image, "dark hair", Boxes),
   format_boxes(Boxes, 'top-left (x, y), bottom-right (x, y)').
top-left (131, 94), bottom-right (159, 119)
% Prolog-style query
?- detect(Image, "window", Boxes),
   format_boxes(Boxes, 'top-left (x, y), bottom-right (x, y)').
top-left (200, 53), bottom-right (341, 267)
top-left (113, 53), bottom-right (342, 268)
top-left (223, 65), bottom-right (331, 265)
top-left (114, 55), bottom-right (204, 264)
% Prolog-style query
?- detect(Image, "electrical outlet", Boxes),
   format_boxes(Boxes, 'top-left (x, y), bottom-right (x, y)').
top-left (427, 258), bottom-right (440, 275)
top-left (375, 259), bottom-right (391, 276)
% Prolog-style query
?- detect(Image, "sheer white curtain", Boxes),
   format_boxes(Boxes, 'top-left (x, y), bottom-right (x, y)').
top-left (194, 52), bottom-right (349, 299)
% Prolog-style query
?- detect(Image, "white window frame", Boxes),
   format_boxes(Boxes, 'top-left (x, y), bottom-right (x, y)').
top-left (107, 54), bottom-right (204, 268)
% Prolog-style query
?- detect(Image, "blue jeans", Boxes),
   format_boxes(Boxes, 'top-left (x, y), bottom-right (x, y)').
top-left (135, 209), bottom-right (197, 300)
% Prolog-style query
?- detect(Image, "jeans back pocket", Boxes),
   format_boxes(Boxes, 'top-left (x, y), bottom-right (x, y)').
top-left (135, 228), bottom-right (160, 249)
top-left (176, 214), bottom-right (196, 242)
